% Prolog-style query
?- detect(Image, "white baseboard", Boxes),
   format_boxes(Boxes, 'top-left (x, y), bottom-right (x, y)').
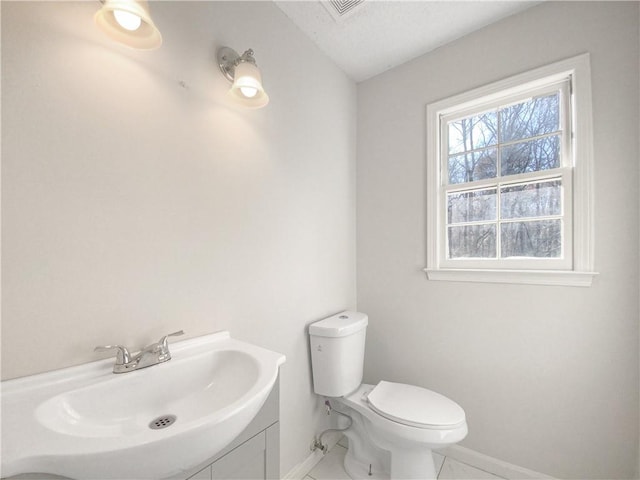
top-left (283, 431), bottom-right (343, 480)
top-left (437, 445), bottom-right (556, 479)
top-left (285, 434), bottom-right (555, 480)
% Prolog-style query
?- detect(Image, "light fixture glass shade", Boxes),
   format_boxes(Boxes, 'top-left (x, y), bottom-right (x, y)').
top-left (95, 0), bottom-right (162, 50)
top-left (229, 62), bottom-right (270, 109)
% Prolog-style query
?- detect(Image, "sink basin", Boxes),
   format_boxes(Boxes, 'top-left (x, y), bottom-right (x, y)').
top-left (1, 332), bottom-right (285, 479)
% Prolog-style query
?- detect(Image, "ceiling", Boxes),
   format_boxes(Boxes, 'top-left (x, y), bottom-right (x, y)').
top-left (274, 1), bottom-right (540, 82)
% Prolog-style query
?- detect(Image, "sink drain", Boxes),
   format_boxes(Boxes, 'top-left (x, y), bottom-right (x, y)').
top-left (149, 414), bottom-right (177, 430)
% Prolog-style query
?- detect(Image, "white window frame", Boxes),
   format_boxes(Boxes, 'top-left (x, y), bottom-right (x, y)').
top-left (425, 54), bottom-right (597, 287)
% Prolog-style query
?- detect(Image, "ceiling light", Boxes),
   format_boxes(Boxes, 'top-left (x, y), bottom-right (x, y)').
top-left (217, 47), bottom-right (269, 109)
top-left (95, 0), bottom-right (162, 50)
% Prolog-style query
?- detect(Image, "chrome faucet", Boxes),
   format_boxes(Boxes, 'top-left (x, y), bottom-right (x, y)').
top-left (95, 330), bottom-right (184, 374)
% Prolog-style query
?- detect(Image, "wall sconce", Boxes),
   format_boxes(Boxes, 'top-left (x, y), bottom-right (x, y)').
top-left (95, 0), bottom-right (162, 50)
top-left (217, 47), bottom-right (269, 109)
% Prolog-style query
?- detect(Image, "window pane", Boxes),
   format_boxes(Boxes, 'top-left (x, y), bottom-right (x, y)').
top-left (500, 93), bottom-right (559, 143)
top-left (448, 112), bottom-right (498, 155)
top-left (448, 148), bottom-right (497, 184)
top-left (448, 189), bottom-right (497, 224)
top-left (500, 220), bottom-right (561, 258)
top-left (501, 134), bottom-right (560, 176)
top-left (501, 180), bottom-right (561, 219)
top-left (448, 224), bottom-right (496, 258)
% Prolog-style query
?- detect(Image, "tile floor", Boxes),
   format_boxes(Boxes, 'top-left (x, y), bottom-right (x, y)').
top-left (304, 438), bottom-right (505, 480)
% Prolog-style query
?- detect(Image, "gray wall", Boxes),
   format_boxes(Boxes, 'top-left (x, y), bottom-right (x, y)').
top-left (1, 1), bottom-right (356, 476)
top-left (356, 2), bottom-right (639, 479)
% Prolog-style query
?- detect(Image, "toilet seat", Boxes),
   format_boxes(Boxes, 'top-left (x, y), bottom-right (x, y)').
top-left (366, 381), bottom-right (466, 429)
top-left (340, 383), bottom-right (468, 450)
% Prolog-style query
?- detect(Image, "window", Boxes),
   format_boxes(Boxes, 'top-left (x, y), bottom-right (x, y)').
top-left (425, 54), bottom-right (596, 286)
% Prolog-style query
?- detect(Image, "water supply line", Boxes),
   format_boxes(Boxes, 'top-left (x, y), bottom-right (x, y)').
top-left (311, 399), bottom-right (353, 454)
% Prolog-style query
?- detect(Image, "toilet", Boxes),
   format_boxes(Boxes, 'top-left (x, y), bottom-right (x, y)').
top-left (309, 311), bottom-right (467, 480)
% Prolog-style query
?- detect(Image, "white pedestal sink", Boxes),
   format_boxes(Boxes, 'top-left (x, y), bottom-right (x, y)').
top-left (1, 332), bottom-right (285, 479)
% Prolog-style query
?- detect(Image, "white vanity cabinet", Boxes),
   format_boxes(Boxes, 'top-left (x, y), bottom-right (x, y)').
top-left (176, 378), bottom-right (281, 480)
top-left (189, 427), bottom-right (278, 480)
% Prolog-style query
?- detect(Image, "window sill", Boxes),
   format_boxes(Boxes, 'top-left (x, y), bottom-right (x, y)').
top-left (423, 268), bottom-right (598, 287)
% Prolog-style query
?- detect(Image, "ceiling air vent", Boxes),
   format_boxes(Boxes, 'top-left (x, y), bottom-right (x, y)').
top-left (322, 0), bottom-right (366, 22)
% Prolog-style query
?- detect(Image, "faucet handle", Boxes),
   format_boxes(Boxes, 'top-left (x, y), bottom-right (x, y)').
top-left (160, 330), bottom-right (184, 345)
top-left (154, 330), bottom-right (184, 363)
top-left (94, 344), bottom-right (132, 365)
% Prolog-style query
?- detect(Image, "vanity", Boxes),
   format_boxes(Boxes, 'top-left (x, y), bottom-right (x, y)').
top-left (1, 332), bottom-right (285, 480)
top-left (175, 378), bottom-right (280, 480)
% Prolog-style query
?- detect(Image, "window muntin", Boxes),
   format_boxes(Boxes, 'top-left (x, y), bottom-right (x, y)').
top-left (439, 81), bottom-right (572, 269)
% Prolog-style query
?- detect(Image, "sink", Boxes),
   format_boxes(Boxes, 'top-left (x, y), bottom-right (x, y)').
top-left (1, 332), bottom-right (285, 479)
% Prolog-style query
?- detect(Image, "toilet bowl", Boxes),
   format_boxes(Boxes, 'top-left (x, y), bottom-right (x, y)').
top-left (336, 383), bottom-right (467, 478)
top-left (309, 311), bottom-right (467, 480)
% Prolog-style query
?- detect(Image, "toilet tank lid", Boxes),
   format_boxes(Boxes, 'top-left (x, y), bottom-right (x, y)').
top-left (309, 311), bottom-right (368, 338)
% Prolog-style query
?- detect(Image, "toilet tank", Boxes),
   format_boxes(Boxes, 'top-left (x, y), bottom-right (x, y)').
top-left (309, 311), bottom-right (368, 397)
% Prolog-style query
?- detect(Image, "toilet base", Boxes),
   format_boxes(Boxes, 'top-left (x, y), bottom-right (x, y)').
top-left (389, 447), bottom-right (437, 479)
top-left (341, 428), bottom-right (390, 479)
top-left (339, 409), bottom-right (439, 480)
top-left (342, 444), bottom-right (438, 480)
top-left (344, 450), bottom-right (388, 480)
